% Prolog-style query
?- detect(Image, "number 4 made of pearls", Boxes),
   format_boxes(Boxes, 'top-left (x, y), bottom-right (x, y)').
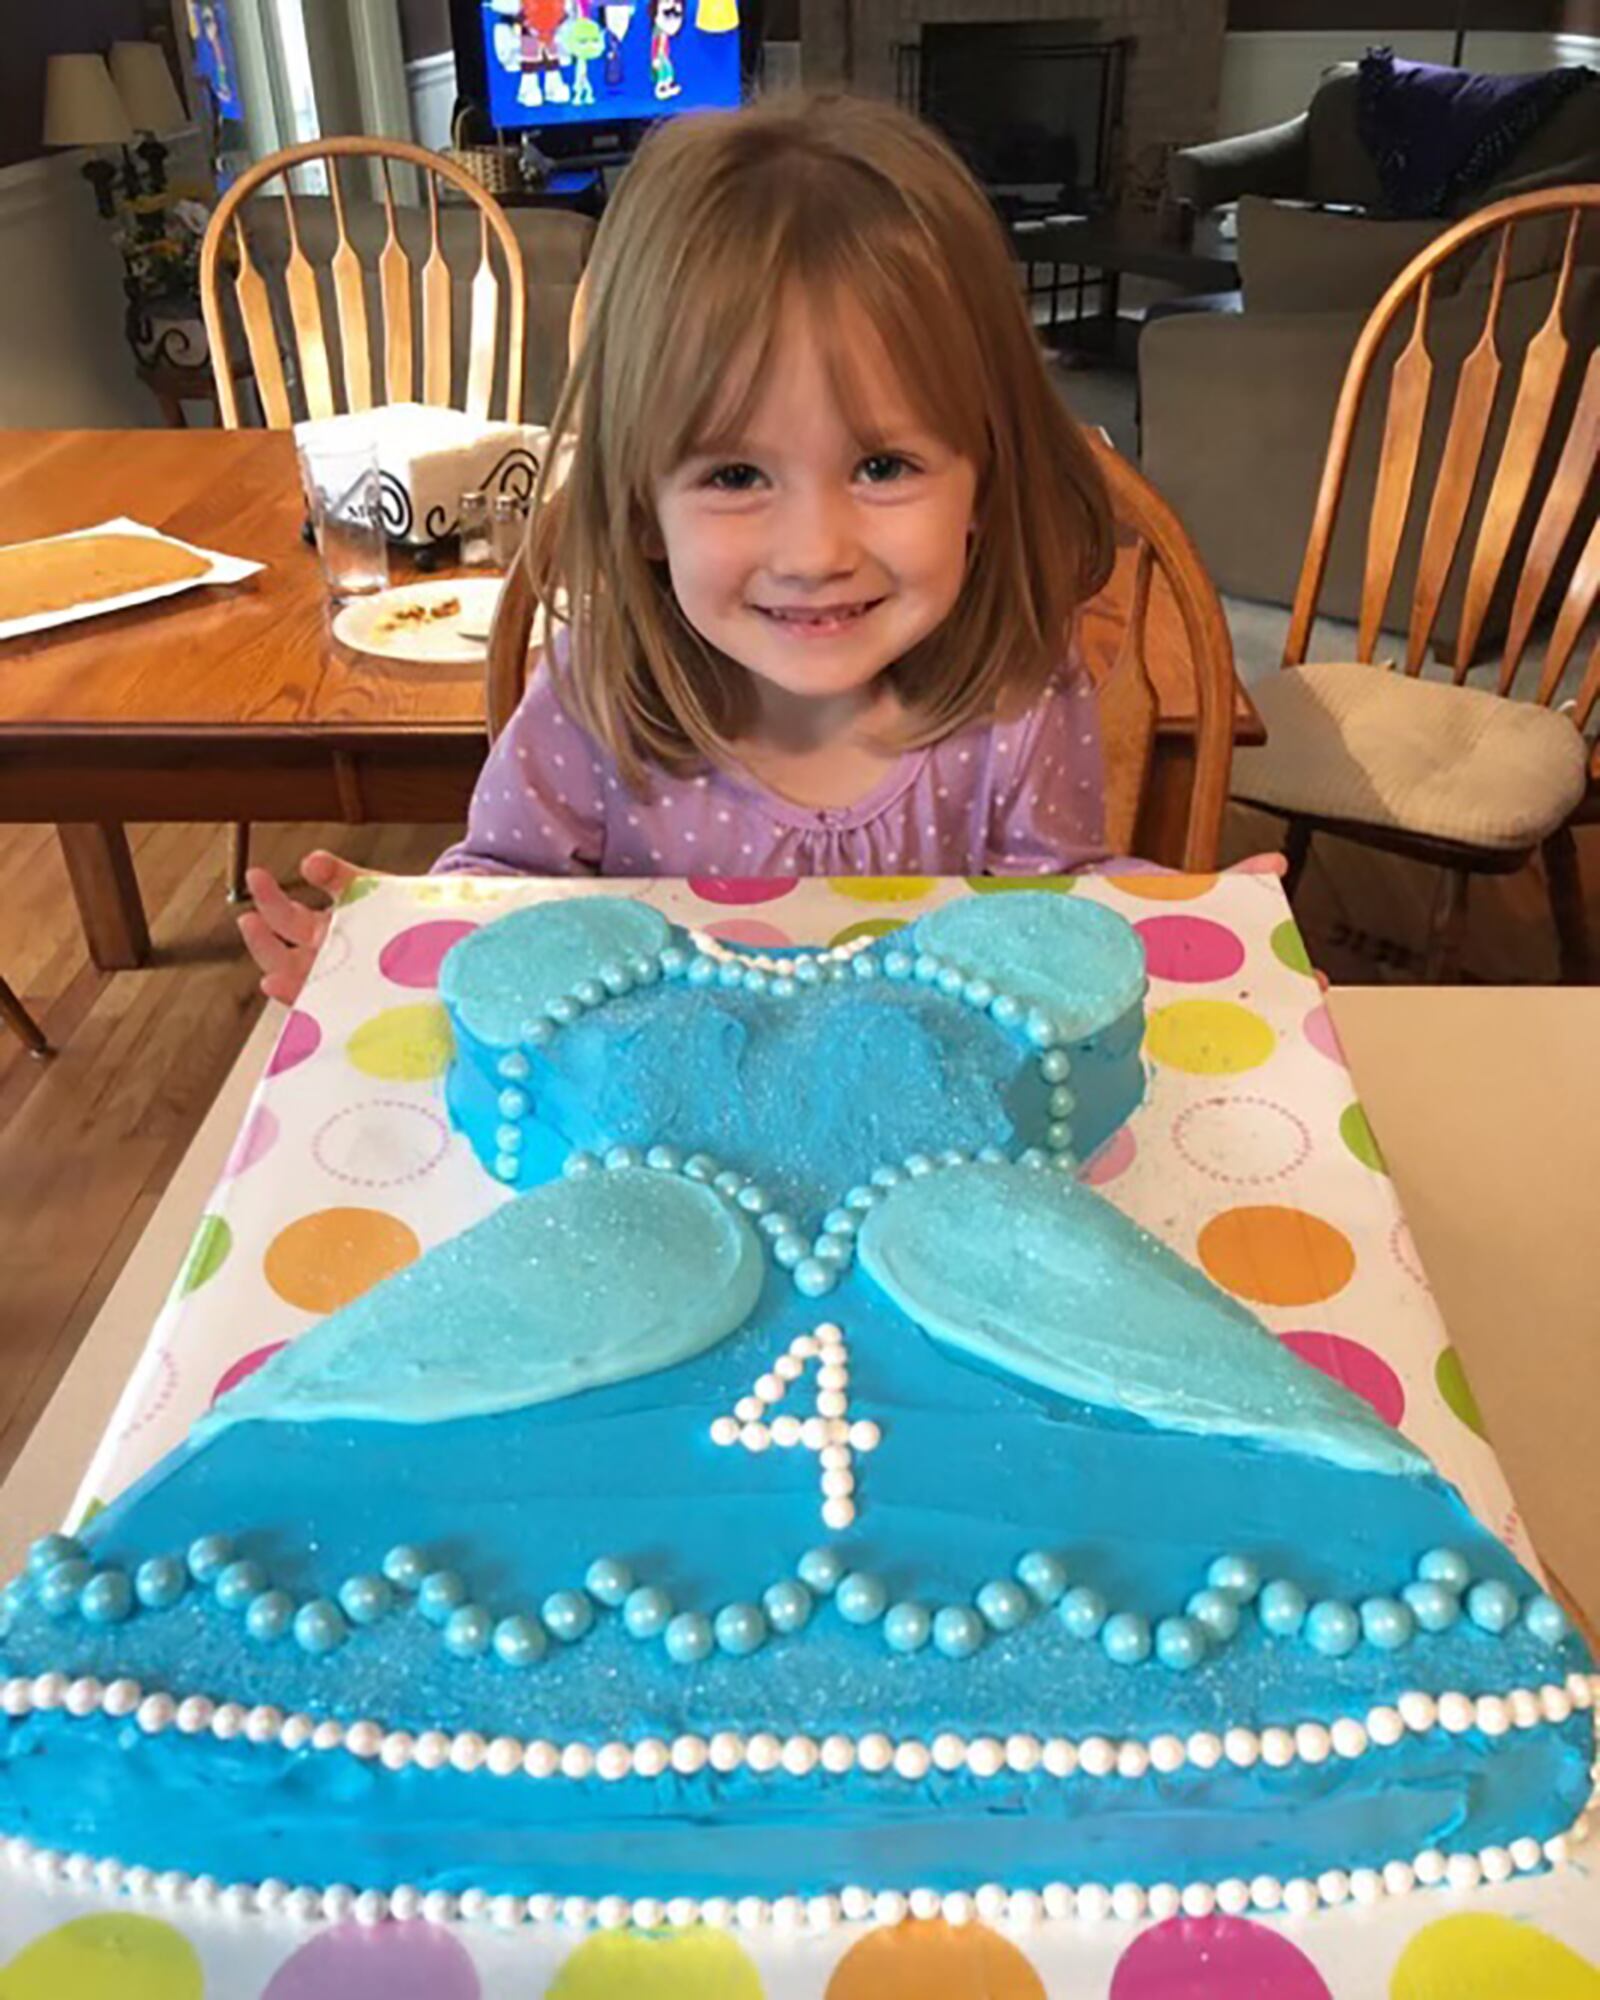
top-left (709, 1322), bottom-right (881, 1530)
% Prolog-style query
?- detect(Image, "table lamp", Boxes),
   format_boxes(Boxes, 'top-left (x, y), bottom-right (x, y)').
top-left (110, 41), bottom-right (189, 193)
top-left (42, 53), bottom-right (134, 218)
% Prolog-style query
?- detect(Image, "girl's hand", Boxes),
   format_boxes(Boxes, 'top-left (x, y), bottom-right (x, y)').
top-left (237, 851), bottom-right (361, 1005)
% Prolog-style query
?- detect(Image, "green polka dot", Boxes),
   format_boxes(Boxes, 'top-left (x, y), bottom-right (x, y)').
top-left (347, 1002), bottom-right (453, 1081)
top-left (1437, 1346), bottom-right (1487, 1438)
top-left (1339, 1101), bottom-right (1387, 1173)
top-left (827, 918), bottom-right (907, 949)
top-left (1270, 918), bottom-right (1314, 977)
top-left (547, 1927), bottom-right (764, 1997)
top-left (177, 1214), bottom-right (232, 1296)
top-left (336, 874), bottom-right (383, 907)
top-left (964, 875), bottom-right (1079, 895)
top-left (0, 1914), bottom-right (203, 2000)
top-left (74, 1498), bottom-right (106, 1534)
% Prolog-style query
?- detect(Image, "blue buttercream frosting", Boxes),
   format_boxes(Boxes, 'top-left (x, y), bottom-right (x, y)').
top-left (911, 892), bottom-right (1147, 1036)
top-left (439, 897), bottom-right (673, 1049)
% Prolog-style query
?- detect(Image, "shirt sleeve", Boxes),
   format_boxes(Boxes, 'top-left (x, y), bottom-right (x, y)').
top-left (431, 661), bottom-right (608, 877)
top-left (984, 650), bottom-right (1111, 875)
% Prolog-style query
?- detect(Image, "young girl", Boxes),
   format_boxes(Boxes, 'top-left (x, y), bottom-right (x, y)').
top-left (241, 91), bottom-right (1115, 1005)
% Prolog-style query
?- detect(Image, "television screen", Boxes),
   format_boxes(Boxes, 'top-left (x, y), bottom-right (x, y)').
top-left (476, 0), bottom-right (744, 132)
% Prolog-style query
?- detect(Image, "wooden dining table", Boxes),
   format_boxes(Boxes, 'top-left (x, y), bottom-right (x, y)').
top-left (0, 429), bottom-right (1264, 969)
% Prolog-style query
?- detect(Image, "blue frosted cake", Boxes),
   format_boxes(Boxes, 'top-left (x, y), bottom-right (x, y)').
top-left (0, 889), bottom-right (1594, 1934)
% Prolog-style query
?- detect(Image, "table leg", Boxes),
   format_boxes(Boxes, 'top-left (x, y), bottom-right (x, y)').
top-left (57, 823), bottom-right (151, 971)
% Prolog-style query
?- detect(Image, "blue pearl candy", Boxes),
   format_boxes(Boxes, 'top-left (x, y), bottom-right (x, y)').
top-left (1466, 1580), bottom-right (1519, 1635)
top-left (338, 1574), bottom-right (393, 1626)
top-left (1257, 1579), bottom-right (1308, 1638)
top-left (1417, 1547), bottom-right (1471, 1593)
top-left (645, 1145), bottom-right (682, 1173)
top-left (520, 1019), bottom-right (553, 1047)
top-left (1186, 1588), bottom-right (1241, 1643)
top-left (187, 1534), bottom-right (234, 1584)
top-left (1101, 1611), bottom-right (1152, 1666)
top-left (822, 1209), bottom-right (858, 1238)
top-left (797, 1548), bottom-right (844, 1596)
top-left (763, 1579), bottom-right (813, 1635)
top-left (1207, 1554), bottom-right (1262, 1602)
top-left (623, 1585), bottom-right (673, 1639)
top-left (543, 1590), bottom-right (594, 1643)
top-left (665, 1612), bottom-right (714, 1665)
top-left (976, 1580), bottom-right (1031, 1633)
top-left (382, 1545), bottom-right (428, 1593)
top-left (1524, 1594), bottom-right (1571, 1646)
top-left (573, 979), bottom-right (606, 1010)
top-left (497, 1050), bottom-right (530, 1081)
top-left (38, 1559), bottom-right (93, 1616)
top-left (963, 977), bottom-right (996, 1009)
top-left (736, 1185), bottom-right (770, 1215)
top-left (1046, 1122), bottom-right (1074, 1152)
top-left (990, 994), bottom-right (1023, 1029)
top-left (1016, 1551), bottom-right (1068, 1606)
top-left (795, 957), bottom-right (822, 984)
top-left (494, 1154), bottom-right (520, 1183)
top-left (1048, 1087), bottom-right (1077, 1118)
top-left (687, 956), bottom-right (718, 987)
top-left (742, 970), bottom-right (770, 996)
top-left (770, 976), bottom-right (797, 998)
top-left (215, 1560), bottom-right (268, 1612)
top-left (903, 1152), bottom-right (935, 1178)
top-left (717, 962), bottom-right (744, 989)
top-left (1058, 1586), bottom-right (1108, 1640)
top-left (604, 1144), bottom-right (642, 1171)
top-left (933, 1606), bottom-right (985, 1659)
top-left (1039, 1048), bottom-right (1073, 1083)
top-left (1155, 1615), bottom-right (1207, 1671)
top-left (497, 1087), bottom-right (529, 1120)
top-left (811, 1236), bottom-right (852, 1271)
top-left (1360, 1596), bottom-right (1416, 1651)
top-left (658, 946), bottom-right (689, 978)
top-left (836, 1573), bottom-right (888, 1626)
top-left (28, 1533), bottom-right (85, 1577)
top-left (884, 1602), bottom-right (932, 1653)
top-left (628, 953), bottom-right (660, 985)
top-left (585, 1557), bottom-right (634, 1608)
top-left (80, 1570), bottom-right (134, 1626)
top-left (1024, 1009), bottom-right (1058, 1049)
top-left (444, 1604), bottom-right (493, 1658)
top-left (913, 955), bottom-right (942, 984)
top-left (937, 966), bottom-right (966, 997)
top-left (495, 1124), bottom-right (524, 1154)
top-left (843, 1185), bottom-right (878, 1213)
top-left (417, 1570), bottom-right (467, 1625)
top-left (1305, 1600), bottom-right (1361, 1658)
top-left (714, 1602), bottom-right (768, 1657)
top-left (293, 1598), bottom-right (347, 1655)
top-left (793, 1259), bottom-right (836, 1297)
top-left (493, 1615), bottom-right (547, 1667)
top-left (563, 1151), bottom-right (599, 1178)
top-left (1401, 1580), bottom-right (1461, 1633)
top-left (712, 1169), bottom-right (744, 1197)
top-left (759, 1210), bottom-right (798, 1240)
top-left (599, 962), bottom-right (633, 996)
top-left (772, 1233), bottom-right (809, 1269)
top-left (546, 996), bottom-right (579, 1025)
top-left (245, 1590), bottom-right (295, 1642)
top-left (134, 1556), bottom-right (187, 1611)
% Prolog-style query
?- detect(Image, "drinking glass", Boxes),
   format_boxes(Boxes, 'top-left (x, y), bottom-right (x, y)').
top-left (297, 431), bottom-right (389, 603)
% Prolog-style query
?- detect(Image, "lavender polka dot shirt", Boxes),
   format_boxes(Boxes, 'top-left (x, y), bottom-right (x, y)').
top-left (433, 656), bottom-right (1108, 880)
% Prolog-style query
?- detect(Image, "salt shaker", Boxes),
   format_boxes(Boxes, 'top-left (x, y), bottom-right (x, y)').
top-left (491, 492), bottom-right (528, 569)
top-left (457, 489), bottom-right (492, 568)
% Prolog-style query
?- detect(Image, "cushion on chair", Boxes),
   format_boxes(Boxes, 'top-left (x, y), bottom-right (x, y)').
top-left (1232, 662), bottom-right (1588, 850)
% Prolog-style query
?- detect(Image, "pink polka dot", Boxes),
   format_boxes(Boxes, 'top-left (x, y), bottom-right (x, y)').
top-left (267, 1010), bottom-right (321, 1077)
top-left (1134, 915), bottom-right (1246, 983)
top-left (688, 876), bottom-right (800, 905)
top-left (378, 919), bottom-right (479, 989)
top-left (1080, 1122), bottom-right (1136, 1186)
top-left (1302, 1002), bottom-right (1347, 1067)
top-left (706, 918), bottom-right (796, 949)
top-left (223, 1104), bottom-right (279, 1178)
top-left (1280, 1331), bottom-right (1405, 1427)
top-left (262, 1920), bottom-right (480, 2000)
top-left (1110, 1915), bottom-right (1332, 1998)
top-left (212, 1341), bottom-right (290, 1407)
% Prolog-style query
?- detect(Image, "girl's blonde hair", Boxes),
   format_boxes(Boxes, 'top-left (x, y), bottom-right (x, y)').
top-left (526, 90), bottom-right (1114, 785)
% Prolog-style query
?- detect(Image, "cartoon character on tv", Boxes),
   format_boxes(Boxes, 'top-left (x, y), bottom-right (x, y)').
top-left (696, 0), bottom-right (738, 31)
top-left (487, 0), bottom-right (570, 107)
top-left (650, 0), bottom-right (684, 100)
top-left (602, 1), bottom-right (635, 90)
top-left (557, 7), bottom-right (606, 106)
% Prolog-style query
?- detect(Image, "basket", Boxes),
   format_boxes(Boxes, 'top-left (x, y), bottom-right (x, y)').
top-left (444, 110), bottom-right (524, 197)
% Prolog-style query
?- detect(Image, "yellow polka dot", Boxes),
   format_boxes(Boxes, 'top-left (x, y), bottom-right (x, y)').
top-left (264, 1206), bottom-right (421, 1313)
top-left (1391, 1915), bottom-right (1600, 2000)
top-left (0, 1914), bottom-right (203, 2000)
top-left (829, 876), bottom-right (936, 902)
top-left (1109, 871), bottom-right (1217, 900)
top-left (1198, 1203), bottom-right (1357, 1307)
top-left (826, 1919), bottom-right (1046, 1999)
top-left (1146, 999), bottom-right (1275, 1075)
top-left (547, 1927), bottom-right (764, 1997)
top-left (347, 1002), bottom-right (453, 1081)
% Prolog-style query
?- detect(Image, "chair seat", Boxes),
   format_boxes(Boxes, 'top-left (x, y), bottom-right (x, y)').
top-left (1232, 662), bottom-right (1588, 851)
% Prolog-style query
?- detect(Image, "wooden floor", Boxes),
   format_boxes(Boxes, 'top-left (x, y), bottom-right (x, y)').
top-left (1, 812), bottom-right (1596, 1486)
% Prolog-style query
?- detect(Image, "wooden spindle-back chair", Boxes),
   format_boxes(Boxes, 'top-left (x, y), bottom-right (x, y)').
top-left (484, 434), bottom-right (1239, 870)
top-left (1233, 185), bottom-right (1600, 979)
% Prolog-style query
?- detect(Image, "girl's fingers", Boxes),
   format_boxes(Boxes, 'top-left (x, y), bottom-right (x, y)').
top-left (301, 850), bottom-right (361, 898)
top-left (245, 869), bottom-right (327, 949)
top-left (236, 910), bottom-right (301, 982)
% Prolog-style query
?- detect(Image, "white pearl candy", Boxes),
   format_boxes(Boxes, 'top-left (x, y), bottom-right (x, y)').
top-left (1331, 1717), bottom-right (1370, 1760)
top-left (1223, 1728), bottom-right (1259, 1769)
top-left (1438, 1693), bottom-right (1476, 1734)
top-left (1150, 1734), bottom-right (1187, 1774)
top-left (1180, 1882), bottom-right (1216, 1919)
top-left (1148, 1883), bottom-right (1182, 1920)
top-left (671, 1735), bottom-right (709, 1775)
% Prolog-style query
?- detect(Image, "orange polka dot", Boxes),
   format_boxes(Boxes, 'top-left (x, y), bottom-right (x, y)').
top-left (1197, 1204), bottom-right (1356, 1307)
top-left (1108, 872), bottom-right (1218, 901)
top-left (264, 1206), bottom-right (421, 1314)
top-left (826, 1920), bottom-right (1046, 2000)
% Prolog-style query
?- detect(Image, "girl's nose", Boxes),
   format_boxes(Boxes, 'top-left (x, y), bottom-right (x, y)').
top-left (768, 486), bottom-right (858, 587)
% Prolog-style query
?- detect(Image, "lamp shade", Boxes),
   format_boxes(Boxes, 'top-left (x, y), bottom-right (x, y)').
top-left (42, 53), bottom-right (135, 148)
top-left (110, 41), bottom-right (187, 134)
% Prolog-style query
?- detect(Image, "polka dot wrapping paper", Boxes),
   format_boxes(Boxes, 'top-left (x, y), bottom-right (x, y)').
top-left (5, 871), bottom-right (1597, 1988)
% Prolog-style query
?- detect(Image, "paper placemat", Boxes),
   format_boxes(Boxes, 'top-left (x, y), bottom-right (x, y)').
top-left (0, 516), bottom-right (264, 645)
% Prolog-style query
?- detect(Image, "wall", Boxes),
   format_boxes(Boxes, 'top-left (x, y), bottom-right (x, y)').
top-left (0, 1), bottom-right (157, 171)
top-left (399, 0), bottom-right (453, 60)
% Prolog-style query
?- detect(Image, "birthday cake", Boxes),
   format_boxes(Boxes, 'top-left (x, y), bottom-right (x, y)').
top-left (0, 889), bottom-right (1594, 1933)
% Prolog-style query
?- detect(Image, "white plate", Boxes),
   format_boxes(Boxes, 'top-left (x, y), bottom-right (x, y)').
top-left (0, 517), bottom-right (265, 645)
top-left (332, 576), bottom-right (505, 664)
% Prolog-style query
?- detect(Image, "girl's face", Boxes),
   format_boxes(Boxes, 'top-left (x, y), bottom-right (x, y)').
top-left (652, 302), bottom-right (978, 715)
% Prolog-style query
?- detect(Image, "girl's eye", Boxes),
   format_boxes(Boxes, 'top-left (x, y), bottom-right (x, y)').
top-left (703, 462), bottom-right (765, 492)
top-left (857, 452), bottom-right (916, 484)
